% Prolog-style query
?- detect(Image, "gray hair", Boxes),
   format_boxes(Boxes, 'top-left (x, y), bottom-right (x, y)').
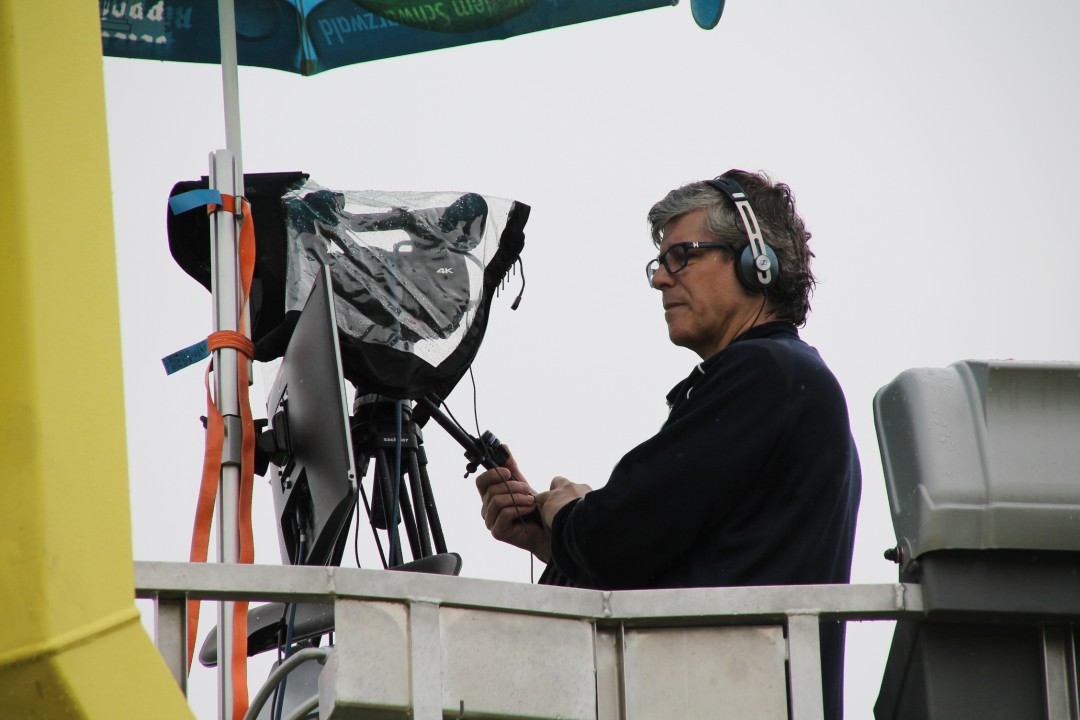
top-left (647, 169), bottom-right (816, 326)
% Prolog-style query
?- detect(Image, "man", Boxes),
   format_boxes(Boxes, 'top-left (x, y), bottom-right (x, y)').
top-left (475, 169), bottom-right (860, 720)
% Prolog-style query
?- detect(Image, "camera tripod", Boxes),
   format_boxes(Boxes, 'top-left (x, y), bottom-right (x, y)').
top-left (350, 395), bottom-right (449, 568)
top-left (349, 392), bottom-right (512, 569)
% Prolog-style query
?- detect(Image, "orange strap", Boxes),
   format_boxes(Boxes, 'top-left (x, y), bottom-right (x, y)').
top-left (185, 196), bottom-right (256, 720)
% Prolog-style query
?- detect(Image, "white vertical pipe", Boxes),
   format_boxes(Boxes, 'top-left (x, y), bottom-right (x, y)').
top-left (210, 149), bottom-right (241, 720)
top-left (218, 0), bottom-right (243, 166)
top-left (215, 3), bottom-right (248, 716)
top-left (217, 0), bottom-right (251, 362)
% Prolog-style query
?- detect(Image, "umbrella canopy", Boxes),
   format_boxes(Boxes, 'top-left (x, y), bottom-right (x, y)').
top-left (100, 0), bottom-right (678, 76)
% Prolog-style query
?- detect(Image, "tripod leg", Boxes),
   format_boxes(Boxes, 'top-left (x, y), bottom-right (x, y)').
top-left (415, 444), bottom-right (448, 555)
top-left (406, 451), bottom-right (433, 558)
top-left (374, 448), bottom-right (422, 565)
top-left (372, 448), bottom-right (403, 566)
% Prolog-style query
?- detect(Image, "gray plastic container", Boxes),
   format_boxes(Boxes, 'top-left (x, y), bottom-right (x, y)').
top-left (874, 360), bottom-right (1080, 567)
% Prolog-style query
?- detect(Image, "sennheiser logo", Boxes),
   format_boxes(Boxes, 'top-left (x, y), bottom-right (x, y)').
top-left (436, 267), bottom-right (454, 275)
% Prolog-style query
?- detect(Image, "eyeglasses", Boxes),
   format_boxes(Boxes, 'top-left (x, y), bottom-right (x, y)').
top-left (645, 242), bottom-right (727, 285)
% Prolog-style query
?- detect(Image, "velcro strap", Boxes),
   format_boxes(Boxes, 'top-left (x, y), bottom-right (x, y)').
top-left (208, 330), bottom-right (255, 358)
top-left (169, 188), bottom-right (223, 215)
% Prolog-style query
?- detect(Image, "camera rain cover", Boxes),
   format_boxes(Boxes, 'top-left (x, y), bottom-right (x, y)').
top-left (168, 174), bottom-right (528, 400)
top-left (285, 178), bottom-right (527, 399)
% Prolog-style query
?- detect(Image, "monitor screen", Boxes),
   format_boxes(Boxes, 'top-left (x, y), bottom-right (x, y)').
top-left (266, 261), bottom-right (357, 566)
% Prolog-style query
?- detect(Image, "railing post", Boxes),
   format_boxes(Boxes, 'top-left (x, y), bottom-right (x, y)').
top-left (153, 595), bottom-right (189, 695)
top-left (787, 613), bottom-right (824, 720)
top-left (594, 625), bottom-right (625, 720)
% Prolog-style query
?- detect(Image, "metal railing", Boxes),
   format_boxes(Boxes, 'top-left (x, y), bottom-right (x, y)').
top-left (135, 561), bottom-right (925, 720)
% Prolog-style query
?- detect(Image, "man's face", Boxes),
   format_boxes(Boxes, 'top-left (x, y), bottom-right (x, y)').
top-left (650, 208), bottom-right (762, 359)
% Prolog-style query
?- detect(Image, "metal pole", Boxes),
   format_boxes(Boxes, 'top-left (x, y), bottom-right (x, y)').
top-left (210, 149), bottom-right (242, 719)
top-left (215, 1), bottom-right (245, 716)
top-left (218, 0), bottom-right (243, 165)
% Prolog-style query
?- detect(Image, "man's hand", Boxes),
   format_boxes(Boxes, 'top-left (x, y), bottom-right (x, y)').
top-left (537, 476), bottom-right (592, 528)
top-left (475, 449), bottom-right (551, 562)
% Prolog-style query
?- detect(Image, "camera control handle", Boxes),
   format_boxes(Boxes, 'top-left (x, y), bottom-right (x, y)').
top-left (415, 397), bottom-right (511, 476)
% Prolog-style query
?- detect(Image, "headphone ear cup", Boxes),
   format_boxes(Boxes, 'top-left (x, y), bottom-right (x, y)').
top-left (736, 243), bottom-right (780, 291)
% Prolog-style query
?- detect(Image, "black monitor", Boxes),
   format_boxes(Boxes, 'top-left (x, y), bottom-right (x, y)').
top-left (265, 261), bottom-right (357, 566)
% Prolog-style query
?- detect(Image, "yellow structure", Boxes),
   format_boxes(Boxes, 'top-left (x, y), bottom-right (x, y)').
top-left (0, 1), bottom-right (193, 716)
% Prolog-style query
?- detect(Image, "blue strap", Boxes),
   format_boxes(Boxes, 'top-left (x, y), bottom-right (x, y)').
top-left (162, 338), bottom-right (210, 375)
top-left (169, 188), bottom-right (224, 215)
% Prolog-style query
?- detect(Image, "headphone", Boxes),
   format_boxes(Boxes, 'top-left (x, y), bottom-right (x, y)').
top-left (704, 175), bottom-right (779, 292)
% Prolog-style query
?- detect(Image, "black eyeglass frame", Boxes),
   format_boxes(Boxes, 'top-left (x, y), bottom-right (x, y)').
top-left (645, 241), bottom-right (728, 285)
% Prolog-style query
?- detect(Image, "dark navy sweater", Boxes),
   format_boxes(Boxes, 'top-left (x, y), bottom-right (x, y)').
top-left (548, 322), bottom-right (860, 719)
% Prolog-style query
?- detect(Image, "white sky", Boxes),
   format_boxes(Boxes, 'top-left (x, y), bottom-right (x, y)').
top-left (103, 1), bottom-right (1080, 717)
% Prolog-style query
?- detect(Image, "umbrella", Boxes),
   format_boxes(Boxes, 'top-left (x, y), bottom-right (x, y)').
top-left (100, 0), bottom-right (680, 75)
top-left (100, 0), bottom-right (689, 159)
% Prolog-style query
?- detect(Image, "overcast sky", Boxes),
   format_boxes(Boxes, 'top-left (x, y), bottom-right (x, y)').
top-left (104, 1), bottom-right (1080, 716)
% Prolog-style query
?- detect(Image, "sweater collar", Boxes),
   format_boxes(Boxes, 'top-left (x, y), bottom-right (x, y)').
top-left (728, 320), bottom-right (799, 347)
top-left (665, 322), bottom-right (799, 408)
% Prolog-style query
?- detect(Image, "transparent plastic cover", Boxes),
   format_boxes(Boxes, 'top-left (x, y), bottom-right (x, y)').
top-left (282, 178), bottom-right (516, 369)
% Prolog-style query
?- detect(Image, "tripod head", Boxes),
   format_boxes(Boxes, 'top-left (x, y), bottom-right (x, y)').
top-left (351, 395), bottom-right (422, 453)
